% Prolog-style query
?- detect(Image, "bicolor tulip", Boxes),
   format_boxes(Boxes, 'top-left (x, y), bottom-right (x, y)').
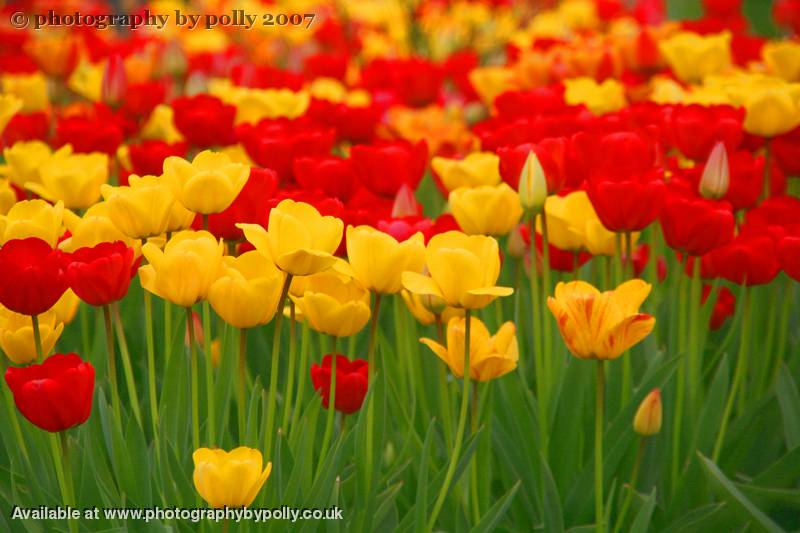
top-left (193, 447), bottom-right (271, 508)
top-left (633, 389), bottom-right (662, 436)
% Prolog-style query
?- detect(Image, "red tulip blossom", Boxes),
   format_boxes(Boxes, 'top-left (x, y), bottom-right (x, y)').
top-left (360, 57), bottom-right (443, 107)
top-left (293, 155), bottom-right (359, 202)
top-left (702, 231), bottom-right (781, 286)
top-left (311, 354), bottom-right (369, 414)
top-left (771, 126), bottom-right (800, 176)
top-left (1, 111), bottom-right (49, 145)
top-left (778, 236), bottom-right (800, 282)
top-left (0, 238), bottom-right (68, 316)
top-left (128, 140), bottom-right (188, 177)
top-left (665, 104), bottom-right (744, 162)
top-left (55, 113), bottom-right (124, 155)
top-left (659, 188), bottom-right (735, 256)
top-left (62, 241), bottom-right (139, 306)
top-left (701, 284), bottom-right (736, 331)
top-left (351, 140), bottom-right (428, 198)
top-left (5, 353), bottom-right (94, 433)
top-left (497, 137), bottom-right (567, 192)
top-left (172, 94), bottom-right (237, 148)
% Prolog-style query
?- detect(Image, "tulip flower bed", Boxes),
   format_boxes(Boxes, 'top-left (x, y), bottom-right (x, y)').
top-left (2, 0), bottom-right (800, 532)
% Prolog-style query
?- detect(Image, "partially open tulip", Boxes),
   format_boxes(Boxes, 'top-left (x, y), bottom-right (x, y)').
top-left (207, 251), bottom-right (285, 329)
top-left (27, 151), bottom-right (108, 210)
top-left (449, 183), bottom-right (523, 236)
top-left (763, 41), bottom-right (800, 82)
top-left (62, 241), bottom-right (139, 307)
top-left (58, 204), bottom-right (140, 253)
top-left (658, 31), bottom-right (732, 83)
top-left (5, 353), bottom-right (94, 432)
top-left (346, 226), bottom-right (426, 294)
top-left (193, 447), bottom-right (271, 508)
top-left (547, 280), bottom-right (655, 360)
top-left (633, 388), bottom-right (662, 436)
top-left (0, 307), bottom-right (64, 364)
top-left (291, 268), bottom-right (371, 337)
top-left (0, 199), bottom-right (64, 247)
top-left (732, 76), bottom-right (800, 137)
top-left (163, 150), bottom-right (250, 215)
top-left (172, 94), bottom-right (237, 148)
top-left (431, 152), bottom-right (501, 192)
top-left (400, 290), bottom-right (463, 326)
top-left (101, 175), bottom-right (177, 239)
top-left (311, 354), bottom-right (369, 414)
top-left (402, 231), bottom-right (513, 309)
top-left (238, 199), bottom-right (343, 276)
top-left (420, 316), bottom-right (518, 381)
top-left (139, 231), bottom-right (224, 307)
top-left (2, 141), bottom-right (66, 190)
top-left (0, 238), bottom-right (68, 316)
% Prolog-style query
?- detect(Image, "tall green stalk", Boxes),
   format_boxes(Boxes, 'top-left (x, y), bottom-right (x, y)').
top-left (186, 306), bottom-right (200, 451)
top-left (238, 328), bottom-right (248, 442)
top-left (529, 213), bottom-right (547, 454)
top-left (201, 300), bottom-right (216, 445)
top-left (595, 360), bottom-right (606, 533)
top-left (264, 273), bottom-right (293, 460)
top-left (102, 305), bottom-right (122, 430)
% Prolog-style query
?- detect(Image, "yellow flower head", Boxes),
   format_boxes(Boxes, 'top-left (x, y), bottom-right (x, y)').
top-left (0, 307), bottom-right (64, 364)
top-left (163, 150), bottom-right (250, 215)
top-left (633, 388), bottom-right (662, 436)
top-left (67, 61), bottom-right (104, 102)
top-left (141, 104), bottom-right (184, 143)
top-left (0, 94), bottom-right (22, 135)
top-left (28, 150), bottom-right (109, 210)
top-left (50, 289), bottom-right (81, 325)
top-left (763, 41), bottom-right (800, 82)
top-left (469, 66), bottom-right (519, 106)
top-left (58, 203), bottom-right (140, 253)
top-left (547, 280), bottom-right (655, 360)
top-left (564, 77), bottom-right (626, 115)
top-left (402, 231), bottom-right (513, 309)
top-left (431, 152), bottom-right (501, 192)
top-left (658, 31), bottom-right (732, 83)
top-left (207, 251), bottom-right (285, 329)
top-left (238, 200), bottom-right (343, 277)
top-left (737, 78), bottom-right (800, 137)
top-left (0, 199), bottom-right (64, 247)
top-left (420, 316), bottom-right (518, 381)
top-left (3, 141), bottom-right (67, 190)
top-left (400, 289), bottom-right (464, 326)
top-left (0, 180), bottom-right (15, 216)
top-left (449, 183), bottom-right (523, 236)
top-left (101, 175), bottom-right (177, 240)
top-left (193, 447), bottom-right (271, 508)
top-left (2, 73), bottom-right (49, 113)
top-left (290, 265), bottom-right (371, 337)
top-left (346, 226), bottom-right (426, 294)
top-left (139, 230), bottom-right (225, 307)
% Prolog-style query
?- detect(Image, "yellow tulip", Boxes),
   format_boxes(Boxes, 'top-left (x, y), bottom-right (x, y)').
top-left (400, 289), bottom-right (464, 326)
top-left (207, 251), bottom-right (285, 329)
top-left (140, 104), bottom-right (185, 143)
top-left (0, 307), bottom-right (63, 364)
top-left (763, 41), bottom-right (800, 82)
top-left (163, 151), bottom-right (250, 215)
top-left (431, 152), bottom-right (501, 192)
top-left (633, 388), bottom-right (662, 436)
top-left (139, 230), bottom-right (225, 307)
top-left (469, 66), bottom-right (519, 106)
top-left (58, 204), bottom-right (140, 253)
top-left (234, 88), bottom-right (310, 124)
top-left (739, 80), bottom-right (800, 137)
top-left (0, 180), bottom-right (15, 216)
top-left (420, 316), bottom-right (518, 381)
top-left (290, 267), bottom-right (371, 337)
top-left (564, 77), bottom-right (626, 115)
top-left (402, 231), bottom-right (513, 309)
top-left (0, 199), bottom-right (64, 247)
top-left (658, 31), bottom-right (732, 83)
top-left (0, 94), bottom-right (22, 135)
top-left (2, 73), bottom-right (49, 113)
top-left (547, 280), bottom-right (655, 360)
top-left (449, 183), bottom-right (523, 236)
top-left (67, 61), bottom-right (103, 102)
top-left (28, 150), bottom-right (109, 210)
top-left (193, 447), bottom-right (271, 508)
top-left (238, 200), bottom-right (343, 277)
top-left (50, 289), bottom-right (81, 324)
top-left (101, 175), bottom-right (177, 239)
top-left (3, 141), bottom-right (68, 190)
top-left (346, 226), bottom-right (426, 294)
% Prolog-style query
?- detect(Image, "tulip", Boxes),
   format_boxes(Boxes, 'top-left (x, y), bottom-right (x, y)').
top-left (230, 87), bottom-right (310, 124)
top-left (290, 268), bottom-right (371, 337)
top-left (4, 353), bottom-right (94, 433)
top-left (2, 141), bottom-right (66, 190)
top-left (207, 251), bottom-right (285, 329)
top-left (27, 151), bottom-right (109, 210)
top-left (0, 238), bottom-right (68, 317)
top-left (666, 104), bottom-right (744, 162)
top-left (659, 190), bottom-right (735, 257)
top-left (732, 77), bottom-right (800, 137)
top-left (699, 142), bottom-right (730, 200)
top-left (763, 41), bottom-right (800, 82)
top-left (563, 77), bottom-right (626, 115)
top-left (163, 150), bottom-right (250, 215)
top-left (346, 226), bottom-right (426, 294)
top-left (1, 73), bottom-right (49, 113)
top-left (62, 241), bottom-right (139, 307)
top-left (238, 199), bottom-right (343, 277)
top-left (400, 290), bottom-right (464, 326)
top-left (497, 138), bottom-right (567, 193)
top-left (402, 231), bottom-right (513, 310)
top-left (171, 94), bottom-right (237, 148)
top-left (633, 389), bottom-right (662, 436)
top-left (127, 140), bottom-right (189, 177)
top-left (547, 279), bottom-right (655, 360)
top-left (311, 354), bottom-right (369, 414)
top-left (51, 290), bottom-right (81, 325)
top-left (100, 176), bottom-right (177, 239)
top-left (420, 317), bottom-right (518, 381)
top-left (57, 204), bottom-right (140, 253)
top-left (0, 199), bottom-right (64, 247)
top-left (517, 151), bottom-right (548, 213)
top-left (449, 183), bottom-right (523, 236)
top-left (0, 94), bottom-right (22, 134)
top-left (431, 152), bottom-right (501, 192)
top-left (351, 140), bottom-right (428, 199)
top-left (703, 232), bottom-right (781, 286)
top-left (658, 31), bottom-right (732, 83)
top-left (139, 231), bottom-right (225, 307)
top-left (293, 156), bottom-right (359, 202)
top-left (193, 447), bottom-right (271, 508)
top-left (141, 104), bottom-right (185, 144)
top-left (0, 308), bottom-right (64, 365)
top-left (55, 111), bottom-right (123, 156)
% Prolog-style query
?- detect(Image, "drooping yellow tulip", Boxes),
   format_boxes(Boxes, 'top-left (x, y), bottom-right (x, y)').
top-left (449, 183), bottom-right (523, 236)
top-left (658, 31), bottom-right (732, 83)
top-left (163, 150), bottom-right (250, 215)
top-left (633, 388), bottom-right (662, 436)
top-left (28, 150), bottom-right (109, 210)
top-left (207, 251), bottom-right (285, 329)
top-left (139, 230), bottom-right (225, 307)
top-left (238, 200), bottom-right (343, 277)
top-left (431, 152), bottom-right (501, 192)
top-left (0, 307), bottom-right (63, 364)
top-left (346, 226), bottom-right (426, 294)
top-left (193, 447), bottom-right (271, 508)
top-left (290, 266), bottom-right (371, 337)
top-left (564, 77), bottom-right (626, 115)
top-left (2, 73), bottom-right (49, 113)
top-left (100, 175), bottom-right (177, 239)
top-left (547, 280), bottom-right (655, 360)
top-left (402, 231), bottom-right (513, 309)
top-left (763, 41), bottom-right (800, 83)
top-left (400, 289), bottom-right (464, 326)
top-left (420, 316), bottom-right (518, 381)
top-left (0, 94), bottom-right (22, 135)
top-left (0, 199), bottom-right (64, 247)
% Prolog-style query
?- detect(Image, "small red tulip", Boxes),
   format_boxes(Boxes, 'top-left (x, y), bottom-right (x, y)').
top-left (351, 139), bottom-right (428, 198)
top-left (659, 188), bottom-right (735, 256)
top-left (172, 94), bottom-right (237, 148)
top-left (703, 232), bottom-right (781, 286)
top-left (293, 155), bottom-right (359, 202)
top-left (701, 284), bottom-right (736, 331)
top-left (778, 236), bottom-right (800, 282)
top-left (128, 140), bottom-right (188, 177)
top-left (311, 354), bottom-right (369, 414)
top-left (0, 238), bottom-right (68, 316)
top-left (62, 241), bottom-right (138, 306)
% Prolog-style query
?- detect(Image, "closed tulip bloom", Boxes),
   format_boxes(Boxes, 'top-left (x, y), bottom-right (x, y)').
top-left (193, 447), bottom-right (271, 508)
top-left (0, 238), bottom-right (68, 316)
top-left (763, 41), bottom-right (800, 82)
top-left (400, 290), bottom-right (464, 326)
top-left (431, 152), bottom-right (501, 192)
top-left (0, 308), bottom-right (64, 364)
top-left (346, 226), bottom-right (426, 294)
top-left (62, 241), bottom-right (138, 307)
top-left (311, 354), bottom-right (369, 414)
top-left (547, 280), bottom-right (655, 360)
top-left (0, 199), bottom-right (64, 247)
top-left (449, 183), bottom-right (523, 236)
top-left (659, 189), bottom-right (735, 256)
top-left (238, 199), bottom-right (343, 277)
top-left (291, 269), bottom-right (371, 337)
top-left (402, 231), bottom-right (513, 309)
top-left (28, 151), bottom-right (109, 210)
top-left (139, 231), bottom-right (224, 307)
top-left (658, 31), bottom-right (732, 83)
top-left (207, 251), bottom-right (285, 329)
top-left (100, 175), bottom-right (177, 239)
top-left (163, 150), bottom-right (250, 215)
top-left (5, 353), bottom-right (94, 432)
top-left (666, 104), bottom-right (743, 162)
top-left (633, 389), bottom-right (662, 436)
top-left (420, 317), bottom-right (518, 381)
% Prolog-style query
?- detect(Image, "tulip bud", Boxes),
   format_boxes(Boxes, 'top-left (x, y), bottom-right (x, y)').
top-left (633, 388), bottom-right (662, 436)
top-left (421, 293), bottom-right (448, 316)
top-left (101, 54), bottom-right (127, 108)
top-left (699, 142), bottom-right (729, 200)
top-left (392, 183), bottom-right (420, 218)
top-left (518, 151), bottom-right (548, 213)
top-left (507, 224), bottom-right (527, 259)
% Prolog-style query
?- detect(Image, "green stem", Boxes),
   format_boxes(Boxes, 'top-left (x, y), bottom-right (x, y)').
top-left (0, 357), bottom-right (30, 467)
top-left (102, 306), bottom-right (122, 430)
top-left (363, 293), bottom-right (383, 507)
top-left (671, 257), bottom-right (689, 493)
top-left (281, 302), bottom-right (297, 434)
top-left (31, 314), bottom-right (43, 361)
top-left (318, 335), bottom-right (338, 477)
top-left (143, 291), bottom-right (162, 497)
top-left (202, 301), bottom-right (216, 445)
top-left (238, 328), bottom-right (248, 443)
top-left (50, 432), bottom-right (77, 533)
top-left (529, 214), bottom-right (547, 455)
top-left (264, 273), bottom-right (293, 460)
top-left (687, 259), bottom-right (702, 415)
top-left (769, 283), bottom-right (793, 387)
top-left (428, 309), bottom-right (472, 532)
top-left (186, 306), bottom-right (200, 451)
top-left (469, 382), bottom-right (481, 525)
top-left (595, 360), bottom-right (605, 533)
top-left (541, 213), bottom-right (553, 397)
top-left (79, 303), bottom-right (90, 356)
top-left (290, 322), bottom-right (311, 433)
top-left (112, 304), bottom-right (143, 429)
top-left (436, 316), bottom-right (454, 452)
top-left (612, 438), bottom-right (644, 533)
top-left (164, 300), bottom-right (172, 364)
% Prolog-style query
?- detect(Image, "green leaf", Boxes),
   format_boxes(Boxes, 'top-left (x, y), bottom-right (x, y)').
top-left (468, 480), bottom-right (520, 533)
top-left (540, 456), bottom-right (564, 533)
top-left (414, 420), bottom-right (436, 533)
top-left (660, 503), bottom-right (727, 533)
top-left (775, 366), bottom-right (800, 450)
top-left (629, 489), bottom-right (656, 533)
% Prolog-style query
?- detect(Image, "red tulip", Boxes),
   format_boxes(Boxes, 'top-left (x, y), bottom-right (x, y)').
top-left (360, 57), bottom-right (443, 107)
top-left (1, 111), bottom-right (49, 145)
top-left (377, 216), bottom-right (433, 243)
top-left (55, 113), bottom-right (124, 155)
top-left (779, 236), bottom-right (800, 282)
top-left (659, 188), bottom-right (735, 256)
top-left (128, 140), bottom-right (188, 177)
top-left (5, 353), bottom-right (94, 433)
top-left (305, 99), bottom-right (380, 143)
top-left (311, 354), bottom-right (369, 414)
top-left (772, 126), bottom-right (800, 176)
top-left (230, 64), bottom-right (305, 90)
top-left (121, 80), bottom-right (168, 120)
top-left (293, 155), bottom-right (359, 202)
top-left (172, 94), bottom-right (237, 148)
top-left (351, 140), bottom-right (428, 198)
top-left (666, 104), bottom-right (744, 162)
top-left (0, 238), bottom-right (67, 316)
top-left (62, 241), bottom-right (138, 306)
top-left (774, 0), bottom-right (800, 34)
top-left (304, 51), bottom-right (349, 80)
top-left (497, 137), bottom-right (567, 192)
top-left (745, 196), bottom-right (800, 229)
top-left (587, 170), bottom-right (665, 232)
top-left (703, 0), bottom-right (742, 18)
top-left (703, 232), bottom-right (781, 286)
top-left (701, 284), bottom-right (736, 330)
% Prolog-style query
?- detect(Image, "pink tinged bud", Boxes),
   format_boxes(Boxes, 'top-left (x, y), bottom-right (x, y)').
top-left (102, 54), bottom-right (128, 107)
top-left (699, 142), bottom-right (730, 200)
top-left (633, 388), bottom-right (662, 436)
top-left (392, 183), bottom-right (420, 218)
top-left (518, 151), bottom-right (548, 212)
top-left (184, 310), bottom-right (204, 349)
top-left (507, 224), bottom-right (527, 259)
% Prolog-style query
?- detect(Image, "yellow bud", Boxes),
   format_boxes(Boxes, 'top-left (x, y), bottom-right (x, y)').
top-left (633, 389), bottom-right (662, 436)
top-left (699, 142), bottom-right (729, 200)
top-left (518, 151), bottom-right (548, 213)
